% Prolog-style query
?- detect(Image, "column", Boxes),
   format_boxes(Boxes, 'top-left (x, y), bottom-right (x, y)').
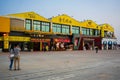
top-left (40, 42), bottom-right (42, 51)
top-left (70, 25), bottom-right (72, 35)
top-left (50, 20), bottom-right (52, 33)
top-left (3, 33), bottom-right (9, 52)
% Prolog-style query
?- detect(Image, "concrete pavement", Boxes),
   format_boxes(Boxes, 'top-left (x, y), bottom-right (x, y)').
top-left (0, 50), bottom-right (120, 80)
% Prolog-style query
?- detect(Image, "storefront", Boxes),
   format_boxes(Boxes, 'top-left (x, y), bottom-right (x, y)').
top-left (102, 38), bottom-right (117, 50)
top-left (72, 34), bottom-right (81, 50)
top-left (9, 36), bottom-right (30, 51)
top-left (79, 36), bottom-right (101, 50)
top-left (53, 38), bottom-right (70, 50)
top-left (0, 12), bottom-right (117, 52)
top-left (83, 38), bottom-right (94, 50)
top-left (31, 38), bottom-right (50, 51)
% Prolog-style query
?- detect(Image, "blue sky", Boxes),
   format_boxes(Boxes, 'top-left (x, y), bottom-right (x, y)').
top-left (0, 0), bottom-right (120, 43)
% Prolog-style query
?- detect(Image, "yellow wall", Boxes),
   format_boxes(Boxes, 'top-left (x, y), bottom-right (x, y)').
top-left (101, 27), bottom-right (104, 37)
top-left (51, 14), bottom-right (81, 26)
top-left (9, 36), bottom-right (30, 42)
top-left (100, 24), bottom-right (114, 37)
top-left (51, 15), bottom-right (100, 30)
top-left (10, 18), bottom-right (25, 32)
top-left (7, 12), bottom-right (49, 22)
top-left (11, 26), bottom-right (25, 31)
top-left (3, 33), bottom-right (9, 49)
top-left (7, 12), bottom-right (51, 33)
top-left (102, 24), bottom-right (114, 32)
top-left (0, 16), bottom-right (10, 32)
top-left (0, 36), bottom-right (30, 42)
top-left (81, 20), bottom-right (99, 29)
top-left (5, 12), bottom-right (115, 36)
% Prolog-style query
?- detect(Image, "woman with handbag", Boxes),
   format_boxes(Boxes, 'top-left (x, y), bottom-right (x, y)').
top-left (9, 45), bottom-right (14, 70)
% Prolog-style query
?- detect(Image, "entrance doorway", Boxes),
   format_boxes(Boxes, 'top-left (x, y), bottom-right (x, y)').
top-left (83, 39), bottom-right (94, 50)
top-left (33, 42), bottom-right (40, 51)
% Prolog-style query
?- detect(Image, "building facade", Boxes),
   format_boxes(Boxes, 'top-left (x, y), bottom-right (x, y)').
top-left (0, 12), bottom-right (117, 52)
top-left (100, 24), bottom-right (117, 50)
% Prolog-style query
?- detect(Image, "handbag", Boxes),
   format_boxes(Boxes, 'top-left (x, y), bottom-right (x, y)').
top-left (10, 54), bottom-right (14, 58)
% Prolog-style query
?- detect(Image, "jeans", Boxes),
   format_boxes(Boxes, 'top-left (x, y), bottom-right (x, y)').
top-left (9, 59), bottom-right (14, 69)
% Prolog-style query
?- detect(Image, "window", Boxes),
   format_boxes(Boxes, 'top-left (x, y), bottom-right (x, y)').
top-left (93, 29), bottom-right (99, 36)
top-left (86, 28), bottom-right (90, 35)
top-left (33, 21), bottom-right (41, 31)
top-left (82, 28), bottom-right (92, 36)
top-left (97, 30), bottom-right (100, 36)
top-left (25, 19), bottom-right (32, 30)
top-left (82, 28), bottom-right (87, 35)
top-left (90, 29), bottom-right (93, 36)
top-left (62, 25), bottom-right (70, 34)
top-left (104, 31), bottom-right (107, 37)
top-left (82, 28), bottom-right (100, 36)
top-left (72, 26), bottom-right (80, 34)
top-left (52, 24), bottom-right (61, 33)
top-left (41, 22), bottom-right (50, 32)
top-left (104, 31), bottom-right (113, 38)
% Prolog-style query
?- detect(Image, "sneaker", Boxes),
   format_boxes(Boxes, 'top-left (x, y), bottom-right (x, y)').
top-left (14, 69), bottom-right (17, 71)
top-left (17, 68), bottom-right (21, 70)
top-left (9, 69), bottom-right (12, 71)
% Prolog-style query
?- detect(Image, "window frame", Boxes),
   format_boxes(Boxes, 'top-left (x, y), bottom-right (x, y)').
top-left (25, 19), bottom-right (32, 30)
top-left (33, 20), bottom-right (41, 31)
top-left (41, 22), bottom-right (50, 32)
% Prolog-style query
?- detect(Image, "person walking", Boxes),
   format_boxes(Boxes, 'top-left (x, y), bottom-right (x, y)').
top-left (95, 46), bottom-right (99, 53)
top-left (9, 45), bottom-right (14, 70)
top-left (14, 44), bottom-right (21, 70)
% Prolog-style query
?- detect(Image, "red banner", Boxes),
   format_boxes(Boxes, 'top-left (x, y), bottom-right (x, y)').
top-left (31, 38), bottom-right (50, 42)
top-left (54, 38), bottom-right (70, 42)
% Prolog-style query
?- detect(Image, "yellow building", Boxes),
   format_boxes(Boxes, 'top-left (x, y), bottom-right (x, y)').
top-left (5, 12), bottom-right (52, 51)
top-left (50, 14), bottom-right (83, 50)
top-left (0, 11), bottom-right (117, 52)
top-left (0, 16), bottom-right (10, 51)
top-left (99, 24), bottom-right (117, 50)
top-left (100, 24), bottom-right (114, 38)
top-left (0, 16), bottom-right (10, 33)
top-left (78, 20), bottom-right (102, 50)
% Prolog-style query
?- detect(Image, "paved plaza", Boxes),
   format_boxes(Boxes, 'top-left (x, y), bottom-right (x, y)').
top-left (0, 50), bottom-right (120, 80)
